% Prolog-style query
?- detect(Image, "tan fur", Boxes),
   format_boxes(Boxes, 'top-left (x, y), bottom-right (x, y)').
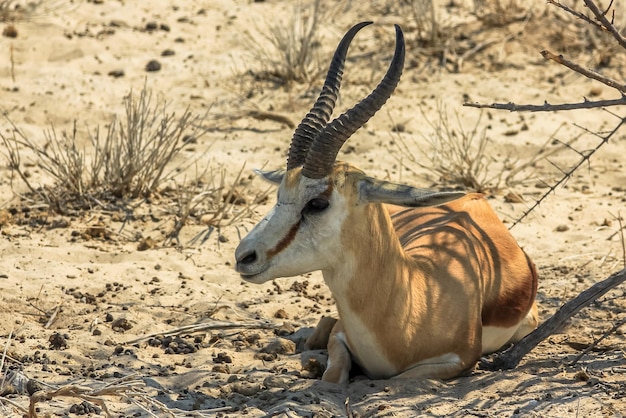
top-left (237, 162), bottom-right (538, 383)
top-left (315, 164), bottom-right (538, 381)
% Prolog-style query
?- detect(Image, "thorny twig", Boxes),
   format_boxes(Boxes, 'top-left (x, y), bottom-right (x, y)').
top-left (541, 50), bottom-right (626, 93)
top-left (510, 115), bottom-right (625, 228)
top-left (569, 316), bottom-right (626, 366)
top-left (464, 95), bottom-right (626, 112)
top-left (583, 0), bottom-right (626, 50)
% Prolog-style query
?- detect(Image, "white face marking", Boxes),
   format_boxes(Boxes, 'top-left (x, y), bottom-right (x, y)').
top-left (235, 174), bottom-right (350, 284)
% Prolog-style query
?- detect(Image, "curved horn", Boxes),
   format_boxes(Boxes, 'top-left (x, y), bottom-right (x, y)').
top-left (302, 24), bottom-right (405, 179)
top-left (286, 21), bottom-right (373, 171)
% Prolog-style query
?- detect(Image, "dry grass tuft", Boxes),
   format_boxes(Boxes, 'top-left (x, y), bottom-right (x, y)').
top-left (1, 86), bottom-right (208, 213)
top-left (0, 0), bottom-right (69, 23)
top-left (163, 163), bottom-right (271, 247)
top-left (393, 103), bottom-right (575, 193)
top-left (242, 0), bottom-right (324, 86)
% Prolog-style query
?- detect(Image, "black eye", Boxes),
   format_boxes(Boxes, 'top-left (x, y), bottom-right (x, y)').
top-left (302, 198), bottom-right (329, 215)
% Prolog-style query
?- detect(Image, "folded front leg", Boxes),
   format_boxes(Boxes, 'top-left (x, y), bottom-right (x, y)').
top-left (321, 321), bottom-right (351, 384)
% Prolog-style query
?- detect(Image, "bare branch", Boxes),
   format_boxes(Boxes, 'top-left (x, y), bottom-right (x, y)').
top-left (510, 116), bottom-right (625, 228)
top-left (546, 0), bottom-right (605, 30)
top-left (569, 316), bottom-right (626, 366)
top-left (541, 50), bottom-right (626, 93)
top-left (464, 95), bottom-right (626, 112)
top-left (584, 0), bottom-right (626, 50)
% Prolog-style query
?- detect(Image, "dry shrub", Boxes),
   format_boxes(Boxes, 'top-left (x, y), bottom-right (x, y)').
top-left (0, 0), bottom-right (69, 23)
top-left (163, 164), bottom-right (271, 246)
top-left (1, 86), bottom-right (208, 212)
top-left (243, 0), bottom-right (324, 86)
top-left (393, 103), bottom-right (574, 193)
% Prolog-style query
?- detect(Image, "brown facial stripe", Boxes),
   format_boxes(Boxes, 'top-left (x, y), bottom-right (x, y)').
top-left (267, 219), bottom-right (301, 257)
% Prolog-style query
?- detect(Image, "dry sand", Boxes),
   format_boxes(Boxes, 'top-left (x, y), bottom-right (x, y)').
top-left (1, 0), bottom-right (625, 417)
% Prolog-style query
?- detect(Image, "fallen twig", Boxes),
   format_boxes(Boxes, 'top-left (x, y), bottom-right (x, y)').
top-left (247, 110), bottom-right (295, 128)
top-left (569, 316), bottom-right (626, 366)
top-left (44, 302), bottom-right (62, 329)
top-left (125, 319), bottom-right (279, 345)
top-left (28, 380), bottom-right (145, 418)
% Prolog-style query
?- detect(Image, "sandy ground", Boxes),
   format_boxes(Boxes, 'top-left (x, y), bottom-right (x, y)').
top-left (1, 0), bottom-right (625, 417)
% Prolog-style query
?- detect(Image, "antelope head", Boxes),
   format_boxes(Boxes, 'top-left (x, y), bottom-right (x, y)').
top-left (235, 22), bottom-right (463, 284)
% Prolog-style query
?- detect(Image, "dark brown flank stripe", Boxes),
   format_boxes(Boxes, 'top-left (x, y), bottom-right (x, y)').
top-left (268, 220), bottom-right (301, 257)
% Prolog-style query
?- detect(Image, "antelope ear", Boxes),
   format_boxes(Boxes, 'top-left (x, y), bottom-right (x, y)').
top-left (253, 169), bottom-right (285, 185)
top-left (358, 177), bottom-right (465, 207)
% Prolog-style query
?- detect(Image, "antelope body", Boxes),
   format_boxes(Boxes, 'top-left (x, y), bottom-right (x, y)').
top-left (235, 22), bottom-right (538, 383)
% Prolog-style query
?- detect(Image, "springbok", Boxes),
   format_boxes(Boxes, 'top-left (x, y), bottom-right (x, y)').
top-left (235, 22), bottom-right (538, 383)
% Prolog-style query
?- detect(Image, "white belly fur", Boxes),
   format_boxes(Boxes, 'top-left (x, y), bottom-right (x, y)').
top-left (338, 320), bottom-right (397, 379)
top-left (481, 325), bottom-right (519, 354)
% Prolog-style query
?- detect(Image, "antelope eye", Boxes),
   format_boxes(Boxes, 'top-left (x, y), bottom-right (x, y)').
top-left (303, 198), bottom-right (329, 214)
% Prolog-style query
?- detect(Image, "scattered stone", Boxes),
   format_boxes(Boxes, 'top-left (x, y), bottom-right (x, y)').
top-left (148, 335), bottom-right (199, 354)
top-left (261, 338), bottom-right (295, 355)
top-left (274, 308), bottom-right (289, 319)
top-left (231, 381), bottom-right (263, 396)
top-left (145, 60), bottom-right (161, 72)
top-left (145, 21), bottom-right (158, 31)
top-left (555, 224), bottom-right (569, 232)
top-left (263, 375), bottom-right (293, 389)
top-left (137, 236), bottom-right (157, 251)
top-left (302, 357), bottom-right (325, 379)
top-left (70, 400), bottom-right (102, 415)
top-left (275, 322), bottom-right (295, 336)
top-left (108, 69), bottom-right (125, 78)
top-left (161, 49), bottom-right (175, 56)
top-left (214, 352), bottom-right (233, 363)
top-left (504, 192), bottom-right (524, 204)
top-left (48, 332), bottom-right (69, 350)
top-left (2, 25), bottom-right (17, 38)
top-left (111, 317), bottom-right (133, 332)
top-left (212, 364), bottom-right (230, 373)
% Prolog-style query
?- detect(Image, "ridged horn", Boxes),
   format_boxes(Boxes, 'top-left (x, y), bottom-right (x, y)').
top-left (302, 24), bottom-right (405, 179)
top-left (286, 21), bottom-right (373, 171)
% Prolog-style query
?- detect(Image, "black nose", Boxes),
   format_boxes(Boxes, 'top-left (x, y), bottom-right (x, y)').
top-left (238, 250), bottom-right (257, 265)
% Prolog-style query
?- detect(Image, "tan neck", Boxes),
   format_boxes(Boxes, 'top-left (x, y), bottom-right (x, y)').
top-left (322, 203), bottom-right (419, 326)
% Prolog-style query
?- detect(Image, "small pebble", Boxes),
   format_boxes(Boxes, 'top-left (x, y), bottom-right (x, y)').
top-left (145, 60), bottom-right (161, 72)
